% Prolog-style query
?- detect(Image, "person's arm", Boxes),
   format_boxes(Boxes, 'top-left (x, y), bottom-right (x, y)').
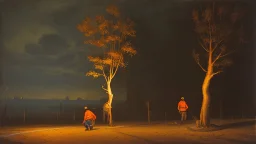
top-left (177, 102), bottom-right (180, 111)
top-left (82, 111), bottom-right (87, 124)
top-left (91, 113), bottom-right (96, 126)
top-left (185, 102), bottom-right (188, 109)
top-left (92, 112), bottom-right (96, 120)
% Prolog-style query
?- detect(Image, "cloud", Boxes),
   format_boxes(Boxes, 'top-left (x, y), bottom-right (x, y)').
top-left (2, 0), bottom-right (77, 53)
top-left (3, 0), bottom-right (124, 54)
top-left (4, 51), bottom-right (57, 68)
top-left (58, 53), bottom-right (76, 63)
top-left (25, 34), bottom-right (69, 55)
top-left (2, 0), bottom-right (128, 100)
top-left (3, 49), bottom-right (95, 89)
top-left (4, 63), bottom-right (97, 88)
top-left (24, 44), bottom-right (42, 55)
top-left (3, 25), bottom-right (57, 53)
top-left (4, 51), bottom-right (87, 80)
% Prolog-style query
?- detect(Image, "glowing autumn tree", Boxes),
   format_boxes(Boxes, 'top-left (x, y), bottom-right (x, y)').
top-left (192, 3), bottom-right (245, 127)
top-left (77, 5), bottom-right (136, 126)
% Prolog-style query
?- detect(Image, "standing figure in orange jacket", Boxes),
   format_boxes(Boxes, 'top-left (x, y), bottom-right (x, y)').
top-left (82, 106), bottom-right (96, 131)
top-left (178, 97), bottom-right (188, 122)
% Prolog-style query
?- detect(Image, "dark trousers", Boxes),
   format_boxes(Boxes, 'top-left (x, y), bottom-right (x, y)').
top-left (84, 120), bottom-right (93, 130)
top-left (180, 111), bottom-right (187, 121)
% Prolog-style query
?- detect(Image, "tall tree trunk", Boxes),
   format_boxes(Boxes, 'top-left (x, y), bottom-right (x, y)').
top-left (200, 73), bottom-right (212, 127)
top-left (199, 38), bottom-right (214, 128)
top-left (107, 81), bottom-right (113, 126)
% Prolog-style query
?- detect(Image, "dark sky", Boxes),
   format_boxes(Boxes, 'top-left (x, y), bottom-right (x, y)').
top-left (0, 0), bottom-right (255, 117)
top-left (1, 0), bottom-right (127, 100)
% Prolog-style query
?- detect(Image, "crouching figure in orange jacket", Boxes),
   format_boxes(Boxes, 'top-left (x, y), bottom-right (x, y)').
top-left (178, 97), bottom-right (188, 122)
top-left (82, 106), bottom-right (96, 131)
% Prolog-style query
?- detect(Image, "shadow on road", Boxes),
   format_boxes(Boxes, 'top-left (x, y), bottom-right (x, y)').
top-left (91, 128), bottom-right (100, 130)
top-left (223, 138), bottom-right (256, 144)
top-left (115, 131), bottom-right (163, 144)
top-left (0, 138), bottom-right (23, 144)
top-left (187, 120), bottom-right (255, 132)
top-left (220, 120), bottom-right (255, 129)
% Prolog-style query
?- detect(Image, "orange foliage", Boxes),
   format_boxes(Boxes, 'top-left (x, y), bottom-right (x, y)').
top-left (77, 18), bottom-right (97, 36)
top-left (107, 51), bottom-right (122, 60)
top-left (121, 42), bottom-right (137, 56)
top-left (86, 71), bottom-right (102, 78)
top-left (79, 5), bottom-right (138, 126)
top-left (78, 5), bottom-right (136, 81)
top-left (105, 35), bottom-right (120, 42)
top-left (102, 58), bottom-right (113, 65)
top-left (88, 56), bottom-right (103, 64)
top-left (106, 5), bottom-right (120, 17)
top-left (95, 64), bottom-right (104, 70)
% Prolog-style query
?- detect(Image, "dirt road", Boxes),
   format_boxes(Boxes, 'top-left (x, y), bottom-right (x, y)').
top-left (0, 120), bottom-right (255, 144)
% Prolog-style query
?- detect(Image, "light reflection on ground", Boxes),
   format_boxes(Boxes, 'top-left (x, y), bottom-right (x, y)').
top-left (0, 119), bottom-right (255, 144)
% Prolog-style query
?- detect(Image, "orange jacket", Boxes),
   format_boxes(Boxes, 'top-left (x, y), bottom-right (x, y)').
top-left (84, 110), bottom-right (96, 121)
top-left (178, 100), bottom-right (188, 112)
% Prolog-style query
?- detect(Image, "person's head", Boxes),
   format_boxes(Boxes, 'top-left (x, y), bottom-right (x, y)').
top-left (84, 106), bottom-right (88, 111)
top-left (181, 97), bottom-right (184, 100)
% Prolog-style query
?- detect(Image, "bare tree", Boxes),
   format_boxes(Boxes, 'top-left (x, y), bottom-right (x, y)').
top-left (77, 5), bottom-right (136, 126)
top-left (192, 2), bottom-right (246, 127)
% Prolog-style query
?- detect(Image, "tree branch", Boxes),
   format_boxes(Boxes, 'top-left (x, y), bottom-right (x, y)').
top-left (219, 49), bottom-right (236, 58)
top-left (110, 58), bottom-right (114, 75)
top-left (112, 64), bottom-right (119, 79)
top-left (199, 41), bottom-right (209, 52)
top-left (102, 66), bottom-right (108, 82)
top-left (101, 85), bottom-right (108, 94)
top-left (211, 71), bottom-right (222, 77)
top-left (212, 39), bottom-right (223, 53)
top-left (192, 50), bottom-right (207, 72)
top-left (212, 49), bottom-right (236, 65)
top-left (112, 55), bottom-right (123, 79)
top-left (109, 43), bottom-right (115, 76)
top-left (212, 52), bottom-right (222, 65)
top-left (108, 64), bottom-right (113, 81)
top-left (196, 62), bottom-right (207, 72)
